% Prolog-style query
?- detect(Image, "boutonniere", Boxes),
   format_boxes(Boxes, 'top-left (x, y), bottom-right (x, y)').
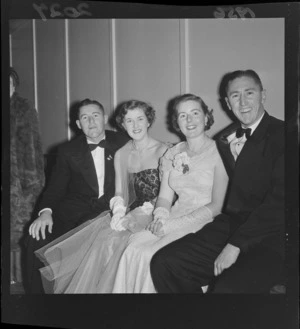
top-left (107, 154), bottom-right (113, 161)
top-left (173, 152), bottom-right (190, 174)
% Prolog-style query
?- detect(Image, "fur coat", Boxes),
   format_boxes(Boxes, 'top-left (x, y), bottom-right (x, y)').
top-left (10, 93), bottom-right (45, 249)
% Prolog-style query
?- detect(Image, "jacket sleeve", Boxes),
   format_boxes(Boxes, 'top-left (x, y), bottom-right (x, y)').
top-left (228, 151), bottom-right (284, 252)
top-left (37, 147), bottom-right (71, 212)
top-left (29, 105), bottom-right (45, 197)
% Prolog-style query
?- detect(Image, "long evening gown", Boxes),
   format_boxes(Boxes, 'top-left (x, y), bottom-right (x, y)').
top-left (111, 140), bottom-right (222, 293)
top-left (35, 168), bottom-right (160, 293)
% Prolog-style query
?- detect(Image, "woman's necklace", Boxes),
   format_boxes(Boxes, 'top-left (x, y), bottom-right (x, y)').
top-left (186, 137), bottom-right (211, 157)
top-left (132, 138), bottom-right (153, 153)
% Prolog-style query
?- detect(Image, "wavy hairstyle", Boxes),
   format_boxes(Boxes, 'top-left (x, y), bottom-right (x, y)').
top-left (115, 100), bottom-right (156, 131)
top-left (171, 93), bottom-right (214, 133)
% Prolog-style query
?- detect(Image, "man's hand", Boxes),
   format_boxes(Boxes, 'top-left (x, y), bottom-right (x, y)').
top-left (214, 243), bottom-right (240, 276)
top-left (29, 210), bottom-right (53, 241)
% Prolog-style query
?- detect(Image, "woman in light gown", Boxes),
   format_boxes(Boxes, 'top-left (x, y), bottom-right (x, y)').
top-left (110, 94), bottom-right (229, 293)
top-left (35, 100), bottom-right (168, 293)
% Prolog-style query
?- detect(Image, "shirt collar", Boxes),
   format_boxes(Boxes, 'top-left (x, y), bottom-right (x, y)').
top-left (241, 111), bottom-right (265, 135)
top-left (86, 135), bottom-right (106, 145)
top-left (227, 111), bottom-right (265, 142)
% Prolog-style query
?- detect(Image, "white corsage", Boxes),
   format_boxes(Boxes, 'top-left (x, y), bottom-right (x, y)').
top-left (173, 152), bottom-right (190, 174)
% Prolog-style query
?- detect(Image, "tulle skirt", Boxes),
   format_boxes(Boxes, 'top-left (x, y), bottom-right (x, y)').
top-left (35, 208), bottom-right (153, 293)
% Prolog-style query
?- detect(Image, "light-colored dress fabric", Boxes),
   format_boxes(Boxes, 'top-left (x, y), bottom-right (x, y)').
top-left (111, 140), bottom-right (221, 293)
top-left (35, 168), bottom-right (160, 293)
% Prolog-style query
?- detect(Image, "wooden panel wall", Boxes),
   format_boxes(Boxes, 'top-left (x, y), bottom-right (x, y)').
top-left (35, 19), bottom-right (67, 153)
top-left (188, 18), bottom-right (285, 137)
top-left (10, 18), bottom-right (285, 152)
top-left (115, 19), bottom-right (181, 144)
top-left (68, 19), bottom-right (112, 127)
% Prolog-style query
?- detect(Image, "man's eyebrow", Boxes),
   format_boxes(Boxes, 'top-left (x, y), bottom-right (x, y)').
top-left (229, 87), bottom-right (256, 95)
top-left (228, 90), bottom-right (239, 96)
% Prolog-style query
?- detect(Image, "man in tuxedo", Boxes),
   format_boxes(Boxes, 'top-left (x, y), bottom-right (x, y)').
top-left (150, 70), bottom-right (284, 293)
top-left (26, 98), bottom-right (129, 293)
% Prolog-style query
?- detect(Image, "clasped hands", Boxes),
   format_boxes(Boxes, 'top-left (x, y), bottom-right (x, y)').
top-left (146, 207), bottom-right (170, 237)
top-left (110, 204), bottom-right (169, 236)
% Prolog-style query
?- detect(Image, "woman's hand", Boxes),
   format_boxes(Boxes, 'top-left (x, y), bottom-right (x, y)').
top-left (146, 206), bottom-right (170, 236)
top-left (111, 213), bottom-right (127, 231)
top-left (110, 196), bottom-right (127, 231)
top-left (146, 218), bottom-right (165, 236)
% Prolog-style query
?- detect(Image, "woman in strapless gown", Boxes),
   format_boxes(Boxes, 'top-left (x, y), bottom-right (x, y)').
top-left (110, 94), bottom-right (229, 293)
top-left (35, 100), bottom-right (168, 293)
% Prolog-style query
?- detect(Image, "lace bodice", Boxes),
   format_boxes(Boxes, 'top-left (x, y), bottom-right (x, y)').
top-left (160, 141), bottom-right (222, 219)
top-left (129, 169), bottom-right (160, 210)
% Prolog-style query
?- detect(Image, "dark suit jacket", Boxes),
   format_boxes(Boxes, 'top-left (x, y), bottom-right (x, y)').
top-left (38, 130), bottom-right (129, 228)
top-left (215, 112), bottom-right (284, 257)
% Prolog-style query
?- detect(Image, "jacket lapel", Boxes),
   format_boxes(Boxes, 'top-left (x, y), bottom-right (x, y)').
top-left (104, 140), bottom-right (115, 194)
top-left (71, 135), bottom-right (99, 194)
top-left (216, 123), bottom-right (239, 177)
top-left (231, 112), bottom-right (271, 192)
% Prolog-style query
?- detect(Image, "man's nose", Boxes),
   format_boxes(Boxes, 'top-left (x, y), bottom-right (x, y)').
top-left (88, 116), bottom-right (95, 124)
top-left (240, 94), bottom-right (247, 106)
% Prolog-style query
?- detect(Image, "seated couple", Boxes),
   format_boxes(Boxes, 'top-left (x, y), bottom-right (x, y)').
top-left (26, 69), bottom-right (284, 294)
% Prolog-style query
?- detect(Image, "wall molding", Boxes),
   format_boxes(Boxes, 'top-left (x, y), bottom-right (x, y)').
top-left (9, 34), bottom-right (12, 66)
top-left (109, 19), bottom-right (117, 117)
top-left (65, 19), bottom-right (71, 141)
top-left (179, 19), bottom-right (190, 94)
top-left (32, 19), bottom-right (38, 111)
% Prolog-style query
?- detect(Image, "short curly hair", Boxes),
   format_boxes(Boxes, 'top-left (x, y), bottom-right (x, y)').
top-left (224, 69), bottom-right (263, 95)
top-left (171, 94), bottom-right (214, 133)
top-left (76, 98), bottom-right (104, 119)
top-left (115, 100), bottom-right (156, 131)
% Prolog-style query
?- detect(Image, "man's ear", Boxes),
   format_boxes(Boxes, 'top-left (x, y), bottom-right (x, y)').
top-left (261, 89), bottom-right (266, 104)
top-left (104, 114), bottom-right (108, 125)
top-left (76, 120), bottom-right (81, 130)
top-left (225, 97), bottom-right (231, 110)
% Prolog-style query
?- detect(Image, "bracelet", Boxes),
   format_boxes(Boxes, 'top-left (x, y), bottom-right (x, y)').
top-left (153, 207), bottom-right (170, 220)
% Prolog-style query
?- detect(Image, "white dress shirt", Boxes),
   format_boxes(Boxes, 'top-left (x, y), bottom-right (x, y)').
top-left (87, 137), bottom-right (106, 198)
top-left (227, 112), bottom-right (265, 160)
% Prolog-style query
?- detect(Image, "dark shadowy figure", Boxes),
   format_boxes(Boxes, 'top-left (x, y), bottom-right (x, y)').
top-left (10, 67), bottom-right (45, 284)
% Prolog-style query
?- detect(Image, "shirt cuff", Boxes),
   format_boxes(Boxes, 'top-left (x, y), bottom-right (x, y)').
top-left (38, 208), bottom-right (52, 216)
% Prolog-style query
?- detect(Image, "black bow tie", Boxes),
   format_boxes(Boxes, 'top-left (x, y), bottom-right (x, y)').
top-left (88, 140), bottom-right (108, 151)
top-left (236, 127), bottom-right (252, 139)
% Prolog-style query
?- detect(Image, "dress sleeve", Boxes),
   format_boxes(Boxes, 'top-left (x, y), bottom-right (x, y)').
top-left (158, 147), bottom-right (174, 179)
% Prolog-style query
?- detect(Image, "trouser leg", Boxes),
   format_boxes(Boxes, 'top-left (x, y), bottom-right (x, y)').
top-left (151, 217), bottom-right (230, 293)
top-left (24, 220), bottom-right (70, 294)
top-left (25, 233), bottom-right (55, 293)
top-left (211, 245), bottom-right (284, 294)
